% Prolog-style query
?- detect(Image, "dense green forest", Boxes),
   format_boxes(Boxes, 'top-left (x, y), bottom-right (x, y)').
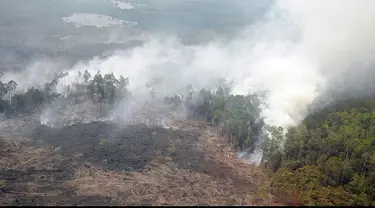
top-left (269, 98), bottom-right (375, 206)
top-left (189, 86), bottom-right (375, 205)
top-left (178, 82), bottom-right (265, 151)
top-left (2, 71), bottom-right (375, 205)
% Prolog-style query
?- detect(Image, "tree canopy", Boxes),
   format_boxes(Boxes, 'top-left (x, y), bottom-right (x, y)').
top-left (3, 69), bottom-right (374, 205)
top-left (0, 70), bottom-right (130, 116)
top-left (270, 98), bottom-right (375, 206)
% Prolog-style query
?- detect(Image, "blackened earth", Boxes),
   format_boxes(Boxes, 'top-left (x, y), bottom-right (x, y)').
top-left (30, 121), bottom-right (207, 172)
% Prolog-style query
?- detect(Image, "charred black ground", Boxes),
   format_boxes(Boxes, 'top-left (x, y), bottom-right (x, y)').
top-left (30, 121), bottom-right (207, 172)
top-left (0, 119), bottom-right (293, 206)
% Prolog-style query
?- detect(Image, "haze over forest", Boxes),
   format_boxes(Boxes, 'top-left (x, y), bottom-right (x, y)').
top-left (1, 0), bottom-right (375, 206)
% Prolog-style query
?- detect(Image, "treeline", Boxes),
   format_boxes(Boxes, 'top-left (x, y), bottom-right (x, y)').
top-left (0, 72), bottom-right (266, 151)
top-left (0, 70), bottom-right (130, 115)
top-left (163, 80), bottom-right (265, 151)
top-left (4, 69), bottom-right (375, 205)
top-left (267, 98), bottom-right (375, 206)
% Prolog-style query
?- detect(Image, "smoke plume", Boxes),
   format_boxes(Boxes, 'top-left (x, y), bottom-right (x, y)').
top-left (5, 0), bottom-right (375, 132)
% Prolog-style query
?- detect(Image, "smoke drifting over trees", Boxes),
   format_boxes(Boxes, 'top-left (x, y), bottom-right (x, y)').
top-left (1, 0), bottom-right (375, 205)
top-left (5, 0), bottom-right (375, 130)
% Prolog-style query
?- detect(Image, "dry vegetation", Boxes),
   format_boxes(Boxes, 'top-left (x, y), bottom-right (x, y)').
top-left (0, 138), bottom-right (65, 170)
top-left (0, 137), bottom-right (67, 205)
top-left (0, 121), bottom-right (295, 206)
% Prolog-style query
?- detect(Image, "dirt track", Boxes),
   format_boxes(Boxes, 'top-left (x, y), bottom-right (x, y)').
top-left (0, 120), bottom-right (293, 206)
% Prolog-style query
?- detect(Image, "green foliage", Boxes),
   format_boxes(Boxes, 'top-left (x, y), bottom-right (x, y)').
top-left (183, 81), bottom-right (264, 151)
top-left (262, 126), bottom-right (284, 171)
top-left (3, 68), bottom-right (375, 205)
top-left (161, 79), bottom-right (265, 151)
top-left (11, 88), bottom-right (46, 113)
top-left (272, 98), bottom-right (375, 206)
top-left (0, 70), bottom-right (130, 116)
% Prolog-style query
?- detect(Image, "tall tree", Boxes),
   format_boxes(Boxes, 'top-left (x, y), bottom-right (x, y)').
top-left (83, 70), bottom-right (92, 85)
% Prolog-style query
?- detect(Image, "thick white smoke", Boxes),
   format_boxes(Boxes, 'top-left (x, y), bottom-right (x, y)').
top-left (5, 0), bottom-right (375, 132)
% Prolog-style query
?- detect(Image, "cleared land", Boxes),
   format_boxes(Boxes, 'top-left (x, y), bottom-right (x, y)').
top-left (0, 119), bottom-right (297, 206)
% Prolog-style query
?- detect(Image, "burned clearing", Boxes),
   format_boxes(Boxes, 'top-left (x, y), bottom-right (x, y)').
top-left (30, 121), bottom-right (207, 172)
top-left (0, 120), bottom-right (291, 206)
